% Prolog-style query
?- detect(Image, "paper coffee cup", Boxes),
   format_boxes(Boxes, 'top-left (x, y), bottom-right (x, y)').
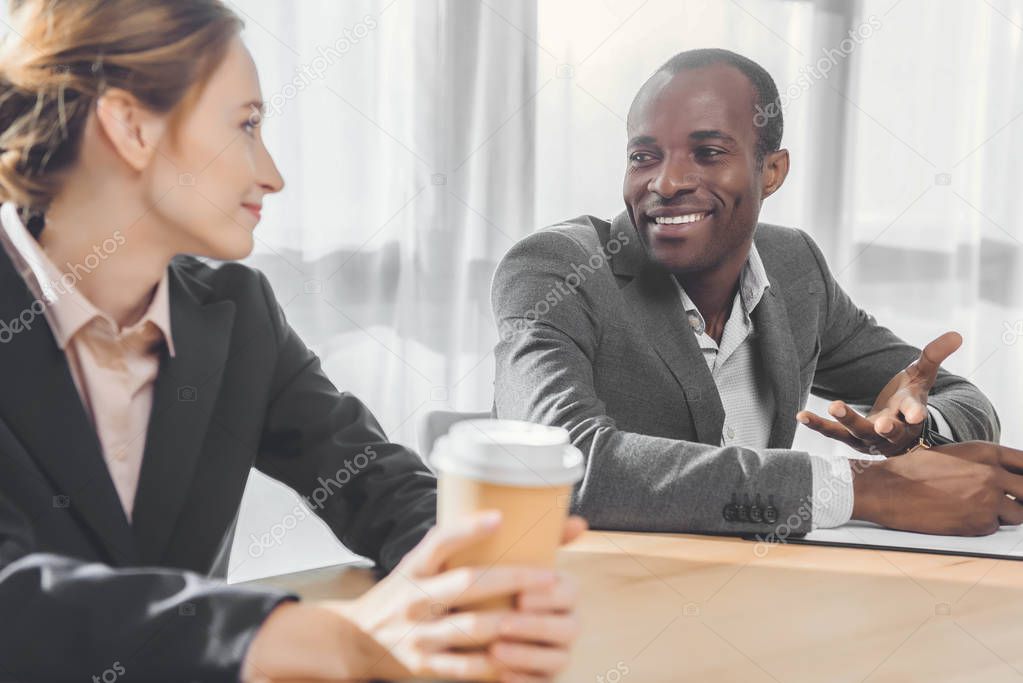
top-left (433, 419), bottom-right (584, 609)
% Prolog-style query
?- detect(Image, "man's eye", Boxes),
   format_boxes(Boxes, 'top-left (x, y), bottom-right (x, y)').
top-left (630, 152), bottom-right (655, 163)
top-left (696, 147), bottom-right (724, 158)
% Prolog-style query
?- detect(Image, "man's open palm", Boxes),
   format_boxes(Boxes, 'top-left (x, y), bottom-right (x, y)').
top-left (796, 331), bottom-right (962, 455)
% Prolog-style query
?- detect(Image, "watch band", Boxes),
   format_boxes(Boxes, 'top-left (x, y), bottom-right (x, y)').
top-left (921, 411), bottom-right (955, 447)
top-left (905, 412), bottom-right (955, 454)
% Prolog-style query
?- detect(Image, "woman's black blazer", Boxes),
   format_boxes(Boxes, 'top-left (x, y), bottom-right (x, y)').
top-left (0, 249), bottom-right (437, 682)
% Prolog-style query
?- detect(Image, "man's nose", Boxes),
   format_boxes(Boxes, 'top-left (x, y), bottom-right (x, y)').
top-left (648, 157), bottom-right (699, 199)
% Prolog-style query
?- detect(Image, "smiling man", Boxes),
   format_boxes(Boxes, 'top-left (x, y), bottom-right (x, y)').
top-left (491, 48), bottom-right (1023, 537)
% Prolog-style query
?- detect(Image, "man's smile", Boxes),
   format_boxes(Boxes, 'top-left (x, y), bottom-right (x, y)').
top-left (645, 209), bottom-right (715, 238)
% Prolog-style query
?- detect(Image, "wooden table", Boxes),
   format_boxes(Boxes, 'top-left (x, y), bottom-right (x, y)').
top-left (250, 531), bottom-right (1023, 682)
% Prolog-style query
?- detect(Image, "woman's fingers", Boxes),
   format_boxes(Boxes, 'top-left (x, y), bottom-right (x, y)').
top-left (500, 612), bottom-right (580, 645)
top-left (424, 566), bottom-right (558, 610)
top-left (490, 640), bottom-right (571, 677)
top-left (499, 673), bottom-right (552, 683)
top-left (402, 512), bottom-right (586, 580)
top-left (411, 617), bottom-right (575, 680)
top-left (517, 575), bottom-right (578, 613)
top-left (414, 610), bottom-right (509, 650)
top-left (400, 511), bottom-right (502, 578)
top-left (414, 610), bottom-right (579, 652)
top-left (561, 515), bottom-right (588, 545)
top-left (421, 652), bottom-right (497, 681)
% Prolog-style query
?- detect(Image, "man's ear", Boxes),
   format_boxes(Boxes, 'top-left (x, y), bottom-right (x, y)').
top-left (94, 88), bottom-right (167, 172)
top-left (760, 148), bottom-right (789, 200)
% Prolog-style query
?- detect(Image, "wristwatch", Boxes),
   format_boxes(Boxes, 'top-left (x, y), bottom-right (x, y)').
top-left (904, 412), bottom-right (955, 454)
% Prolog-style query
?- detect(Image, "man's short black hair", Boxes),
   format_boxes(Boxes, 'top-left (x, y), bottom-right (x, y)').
top-left (650, 48), bottom-right (783, 165)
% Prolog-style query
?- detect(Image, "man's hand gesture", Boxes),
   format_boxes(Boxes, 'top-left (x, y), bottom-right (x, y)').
top-left (796, 331), bottom-right (962, 455)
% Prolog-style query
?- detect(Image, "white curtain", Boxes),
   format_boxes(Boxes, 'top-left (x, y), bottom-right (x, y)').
top-left (228, 0), bottom-right (539, 581)
top-left (840, 0), bottom-right (1023, 447)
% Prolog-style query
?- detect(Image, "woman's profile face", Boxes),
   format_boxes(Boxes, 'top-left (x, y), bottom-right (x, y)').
top-left (146, 34), bottom-right (284, 261)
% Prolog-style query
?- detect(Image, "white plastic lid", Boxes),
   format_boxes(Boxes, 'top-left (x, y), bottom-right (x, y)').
top-left (432, 419), bottom-right (584, 487)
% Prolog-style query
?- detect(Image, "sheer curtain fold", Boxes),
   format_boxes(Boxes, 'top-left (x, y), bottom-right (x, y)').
top-left (229, 0), bottom-right (537, 581)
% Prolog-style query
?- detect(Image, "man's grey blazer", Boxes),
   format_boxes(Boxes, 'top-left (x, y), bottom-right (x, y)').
top-left (491, 212), bottom-right (1000, 536)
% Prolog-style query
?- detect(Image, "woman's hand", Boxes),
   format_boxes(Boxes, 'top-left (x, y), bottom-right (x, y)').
top-left (242, 511), bottom-right (587, 682)
top-left (336, 511), bottom-right (586, 682)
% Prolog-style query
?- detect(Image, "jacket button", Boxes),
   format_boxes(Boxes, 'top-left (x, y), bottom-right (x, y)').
top-left (723, 503), bottom-right (738, 522)
top-left (723, 494), bottom-right (739, 522)
top-left (749, 494), bottom-right (764, 523)
top-left (750, 504), bottom-right (763, 523)
top-left (763, 496), bottom-right (779, 524)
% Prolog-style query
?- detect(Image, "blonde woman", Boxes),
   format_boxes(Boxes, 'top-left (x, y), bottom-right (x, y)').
top-left (0, 1), bottom-right (583, 681)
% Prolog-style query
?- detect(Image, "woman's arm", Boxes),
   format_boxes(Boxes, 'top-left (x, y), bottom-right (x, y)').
top-left (253, 271), bottom-right (436, 572)
top-left (0, 485), bottom-right (296, 682)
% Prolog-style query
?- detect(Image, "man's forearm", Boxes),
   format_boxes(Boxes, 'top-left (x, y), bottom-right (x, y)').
top-left (566, 423), bottom-right (816, 536)
top-left (928, 383), bottom-right (1000, 442)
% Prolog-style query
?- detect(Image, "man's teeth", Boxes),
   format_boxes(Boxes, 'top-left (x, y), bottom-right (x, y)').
top-left (654, 213), bottom-right (707, 225)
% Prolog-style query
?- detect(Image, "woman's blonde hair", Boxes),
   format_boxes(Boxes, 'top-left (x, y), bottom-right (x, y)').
top-left (0, 0), bottom-right (243, 221)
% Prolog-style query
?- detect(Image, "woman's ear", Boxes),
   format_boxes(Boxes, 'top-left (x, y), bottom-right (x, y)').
top-left (94, 88), bottom-right (167, 172)
top-left (760, 148), bottom-right (790, 200)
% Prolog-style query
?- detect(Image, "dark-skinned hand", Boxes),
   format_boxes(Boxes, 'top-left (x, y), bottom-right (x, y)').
top-left (797, 331), bottom-right (963, 456)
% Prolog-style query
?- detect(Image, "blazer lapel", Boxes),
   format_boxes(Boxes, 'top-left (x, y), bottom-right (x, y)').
top-left (131, 263), bottom-right (234, 565)
top-left (0, 250), bottom-right (139, 565)
top-left (611, 212), bottom-right (725, 444)
top-left (751, 284), bottom-right (801, 448)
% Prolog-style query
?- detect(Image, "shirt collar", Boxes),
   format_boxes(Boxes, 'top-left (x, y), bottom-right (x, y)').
top-left (741, 243), bottom-right (771, 316)
top-left (674, 243), bottom-right (771, 326)
top-left (0, 201), bottom-right (176, 356)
